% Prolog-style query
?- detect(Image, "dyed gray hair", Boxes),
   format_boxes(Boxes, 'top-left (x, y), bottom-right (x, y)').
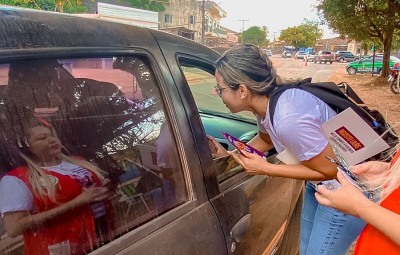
top-left (215, 44), bottom-right (281, 95)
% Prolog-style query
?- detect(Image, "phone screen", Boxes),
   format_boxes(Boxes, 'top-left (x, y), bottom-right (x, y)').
top-left (221, 132), bottom-right (266, 160)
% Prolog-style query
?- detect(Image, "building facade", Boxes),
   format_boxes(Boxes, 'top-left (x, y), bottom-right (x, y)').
top-left (158, 0), bottom-right (236, 48)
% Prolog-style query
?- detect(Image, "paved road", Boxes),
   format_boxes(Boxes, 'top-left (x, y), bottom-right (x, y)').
top-left (270, 55), bottom-right (348, 82)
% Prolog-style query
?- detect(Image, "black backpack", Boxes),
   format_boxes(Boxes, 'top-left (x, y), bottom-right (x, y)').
top-left (268, 78), bottom-right (399, 161)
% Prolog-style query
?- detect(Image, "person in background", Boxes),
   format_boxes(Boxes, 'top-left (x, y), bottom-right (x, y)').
top-left (212, 44), bottom-right (366, 255)
top-left (0, 118), bottom-right (114, 255)
top-left (316, 145), bottom-right (400, 255)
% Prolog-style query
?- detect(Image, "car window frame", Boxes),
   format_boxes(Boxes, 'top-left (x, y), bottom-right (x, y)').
top-left (0, 48), bottom-right (207, 255)
top-left (175, 55), bottom-right (253, 190)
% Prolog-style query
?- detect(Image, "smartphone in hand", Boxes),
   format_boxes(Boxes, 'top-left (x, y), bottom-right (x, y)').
top-left (221, 132), bottom-right (266, 160)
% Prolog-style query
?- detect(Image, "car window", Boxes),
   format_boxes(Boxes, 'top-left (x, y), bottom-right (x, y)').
top-left (177, 58), bottom-right (248, 183)
top-left (0, 56), bottom-right (188, 255)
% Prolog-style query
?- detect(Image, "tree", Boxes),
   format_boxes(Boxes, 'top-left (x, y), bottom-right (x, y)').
top-left (317, 0), bottom-right (400, 76)
top-left (241, 26), bottom-right (269, 47)
top-left (279, 20), bottom-right (322, 48)
top-left (123, 0), bottom-right (169, 12)
top-left (1, 0), bottom-right (88, 13)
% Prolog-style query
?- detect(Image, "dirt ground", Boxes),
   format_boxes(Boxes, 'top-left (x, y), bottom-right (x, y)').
top-left (327, 72), bottom-right (399, 254)
top-left (328, 72), bottom-right (400, 134)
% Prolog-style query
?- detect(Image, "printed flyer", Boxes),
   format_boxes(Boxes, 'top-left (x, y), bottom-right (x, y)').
top-left (321, 108), bottom-right (389, 165)
top-left (221, 132), bottom-right (267, 159)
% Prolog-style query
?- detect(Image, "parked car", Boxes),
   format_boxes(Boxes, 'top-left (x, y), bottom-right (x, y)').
top-left (333, 51), bottom-right (351, 58)
top-left (346, 56), bottom-right (400, 75)
top-left (282, 51), bottom-right (292, 58)
top-left (304, 51), bottom-right (317, 62)
top-left (294, 51), bottom-right (306, 60)
top-left (314, 50), bottom-right (333, 64)
top-left (264, 49), bottom-right (273, 57)
top-left (0, 7), bottom-right (303, 255)
top-left (334, 52), bottom-right (359, 62)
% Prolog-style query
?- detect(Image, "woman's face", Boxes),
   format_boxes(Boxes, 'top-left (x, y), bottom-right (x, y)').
top-left (27, 126), bottom-right (62, 162)
top-left (214, 70), bottom-right (246, 113)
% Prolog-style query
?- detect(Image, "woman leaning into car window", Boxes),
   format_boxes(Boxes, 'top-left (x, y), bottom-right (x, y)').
top-left (209, 44), bottom-right (367, 255)
top-left (0, 117), bottom-right (115, 255)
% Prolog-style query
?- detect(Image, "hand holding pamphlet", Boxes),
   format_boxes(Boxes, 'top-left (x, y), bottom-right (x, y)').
top-left (320, 108), bottom-right (388, 197)
top-left (221, 132), bottom-right (266, 160)
top-left (321, 108), bottom-right (389, 166)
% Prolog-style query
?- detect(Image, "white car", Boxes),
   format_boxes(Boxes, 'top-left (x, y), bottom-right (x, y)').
top-left (282, 51), bottom-right (292, 58)
top-left (265, 49), bottom-right (273, 56)
top-left (294, 51), bottom-right (306, 59)
top-left (304, 51), bottom-right (317, 62)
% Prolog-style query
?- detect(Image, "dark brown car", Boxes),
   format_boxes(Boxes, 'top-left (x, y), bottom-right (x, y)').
top-left (0, 7), bottom-right (303, 255)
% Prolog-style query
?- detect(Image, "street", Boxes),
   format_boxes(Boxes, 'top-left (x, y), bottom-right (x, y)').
top-left (270, 55), bottom-right (348, 82)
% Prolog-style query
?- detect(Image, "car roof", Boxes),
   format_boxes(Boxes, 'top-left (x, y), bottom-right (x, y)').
top-left (0, 7), bottom-right (218, 59)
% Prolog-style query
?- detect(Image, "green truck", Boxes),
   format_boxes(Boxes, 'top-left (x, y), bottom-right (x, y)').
top-left (346, 56), bottom-right (400, 75)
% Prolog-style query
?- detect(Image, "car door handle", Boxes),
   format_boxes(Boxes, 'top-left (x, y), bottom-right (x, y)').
top-left (230, 214), bottom-right (251, 243)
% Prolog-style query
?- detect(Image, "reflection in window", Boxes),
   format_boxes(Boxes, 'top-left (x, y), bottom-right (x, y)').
top-left (0, 57), bottom-right (187, 255)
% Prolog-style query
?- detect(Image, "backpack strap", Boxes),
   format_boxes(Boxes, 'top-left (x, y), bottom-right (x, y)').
top-left (268, 80), bottom-right (376, 128)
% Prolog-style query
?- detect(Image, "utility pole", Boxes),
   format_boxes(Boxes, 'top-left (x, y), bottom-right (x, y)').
top-left (238, 18), bottom-right (249, 44)
top-left (314, 21), bottom-right (318, 49)
top-left (201, 0), bottom-right (205, 45)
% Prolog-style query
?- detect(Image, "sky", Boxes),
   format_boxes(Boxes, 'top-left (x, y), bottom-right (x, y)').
top-left (215, 0), bottom-right (338, 39)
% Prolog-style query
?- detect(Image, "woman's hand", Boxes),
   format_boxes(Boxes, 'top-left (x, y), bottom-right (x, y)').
top-left (75, 186), bottom-right (112, 206)
top-left (351, 161), bottom-right (390, 183)
top-left (207, 135), bottom-right (229, 158)
top-left (315, 171), bottom-right (373, 217)
top-left (228, 150), bottom-right (271, 175)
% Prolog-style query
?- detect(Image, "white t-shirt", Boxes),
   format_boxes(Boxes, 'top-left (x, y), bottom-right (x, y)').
top-left (0, 161), bottom-right (97, 215)
top-left (256, 88), bottom-right (337, 161)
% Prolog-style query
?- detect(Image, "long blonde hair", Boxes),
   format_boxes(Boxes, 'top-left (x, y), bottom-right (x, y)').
top-left (362, 143), bottom-right (400, 203)
top-left (19, 119), bottom-right (106, 203)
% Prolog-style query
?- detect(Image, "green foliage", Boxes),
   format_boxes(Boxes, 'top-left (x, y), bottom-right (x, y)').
top-left (0, 0), bottom-right (88, 13)
top-left (392, 33), bottom-right (400, 50)
top-left (317, 0), bottom-right (400, 75)
top-left (316, 0), bottom-right (399, 41)
top-left (123, 0), bottom-right (168, 12)
top-left (241, 26), bottom-right (269, 47)
top-left (279, 20), bottom-right (322, 48)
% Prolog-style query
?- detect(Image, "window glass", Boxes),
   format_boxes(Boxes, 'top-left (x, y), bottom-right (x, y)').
top-left (0, 56), bottom-right (188, 255)
top-left (164, 14), bottom-right (172, 23)
top-left (178, 60), bottom-right (255, 182)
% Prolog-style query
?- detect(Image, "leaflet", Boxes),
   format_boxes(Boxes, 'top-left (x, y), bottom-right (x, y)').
top-left (321, 108), bottom-right (389, 166)
top-left (221, 132), bottom-right (266, 160)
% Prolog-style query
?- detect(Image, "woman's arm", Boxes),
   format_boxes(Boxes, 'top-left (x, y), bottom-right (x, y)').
top-left (3, 186), bottom-right (111, 237)
top-left (247, 131), bottom-right (274, 152)
top-left (229, 144), bottom-right (337, 181)
top-left (208, 132), bottom-right (274, 159)
top-left (316, 171), bottom-right (400, 246)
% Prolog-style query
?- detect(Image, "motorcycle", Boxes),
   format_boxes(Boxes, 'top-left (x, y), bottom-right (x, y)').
top-left (388, 63), bottom-right (400, 94)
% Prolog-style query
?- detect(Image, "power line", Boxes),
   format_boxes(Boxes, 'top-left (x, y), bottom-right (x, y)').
top-left (238, 19), bottom-right (249, 44)
top-left (238, 19), bottom-right (249, 33)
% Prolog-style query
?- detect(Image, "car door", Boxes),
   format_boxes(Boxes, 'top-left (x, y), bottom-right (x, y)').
top-left (152, 31), bottom-right (303, 255)
top-left (0, 24), bottom-right (230, 255)
top-left (357, 58), bottom-right (373, 73)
